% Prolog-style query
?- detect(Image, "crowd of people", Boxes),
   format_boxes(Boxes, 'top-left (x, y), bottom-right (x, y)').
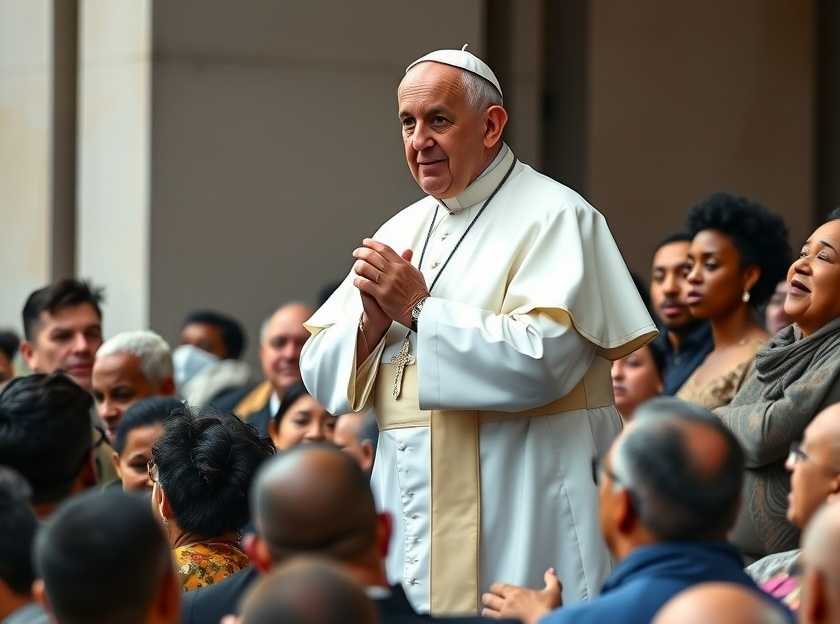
top-left (3, 48), bottom-right (840, 624)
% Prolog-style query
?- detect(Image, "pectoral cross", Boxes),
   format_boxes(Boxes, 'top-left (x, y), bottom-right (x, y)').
top-left (390, 336), bottom-right (416, 400)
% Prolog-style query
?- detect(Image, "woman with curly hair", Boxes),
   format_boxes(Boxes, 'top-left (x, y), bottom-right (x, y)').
top-left (676, 193), bottom-right (791, 410)
top-left (720, 209), bottom-right (840, 559)
top-left (149, 405), bottom-right (274, 590)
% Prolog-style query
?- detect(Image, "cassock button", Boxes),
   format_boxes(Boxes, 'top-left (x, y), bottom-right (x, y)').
top-left (409, 578), bottom-right (418, 585)
top-left (431, 261), bottom-right (440, 269)
top-left (441, 232), bottom-right (449, 240)
top-left (411, 513), bottom-right (419, 520)
top-left (398, 443), bottom-right (407, 451)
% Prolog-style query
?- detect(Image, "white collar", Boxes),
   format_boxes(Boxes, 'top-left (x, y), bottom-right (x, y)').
top-left (439, 143), bottom-right (514, 214)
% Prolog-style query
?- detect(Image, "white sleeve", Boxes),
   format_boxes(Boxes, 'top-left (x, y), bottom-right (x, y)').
top-left (300, 313), bottom-right (386, 416)
top-left (416, 297), bottom-right (595, 411)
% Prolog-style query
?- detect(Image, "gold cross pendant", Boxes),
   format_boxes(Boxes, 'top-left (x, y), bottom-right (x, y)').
top-left (390, 336), bottom-right (416, 400)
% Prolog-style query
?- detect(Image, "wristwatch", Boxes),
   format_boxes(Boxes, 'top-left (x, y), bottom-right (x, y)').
top-left (410, 297), bottom-right (427, 333)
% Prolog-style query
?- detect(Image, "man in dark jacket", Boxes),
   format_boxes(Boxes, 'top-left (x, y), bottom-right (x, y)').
top-left (481, 397), bottom-right (791, 624)
top-left (182, 445), bottom-right (515, 624)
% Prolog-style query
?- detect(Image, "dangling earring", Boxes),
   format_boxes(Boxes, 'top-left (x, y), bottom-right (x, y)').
top-left (742, 290), bottom-right (751, 303)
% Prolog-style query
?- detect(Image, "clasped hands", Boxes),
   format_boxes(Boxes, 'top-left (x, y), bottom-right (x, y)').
top-left (352, 239), bottom-right (430, 341)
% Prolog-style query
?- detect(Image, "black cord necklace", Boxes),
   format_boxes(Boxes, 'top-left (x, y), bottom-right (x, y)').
top-left (388, 156), bottom-right (518, 400)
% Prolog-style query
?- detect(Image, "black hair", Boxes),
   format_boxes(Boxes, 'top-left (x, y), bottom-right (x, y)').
top-left (616, 397), bottom-right (744, 541)
top-left (272, 381), bottom-right (311, 426)
top-left (0, 467), bottom-right (38, 596)
top-left (630, 272), bottom-right (652, 316)
top-left (34, 489), bottom-right (171, 624)
top-left (646, 340), bottom-right (666, 381)
top-left (0, 374), bottom-right (94, 505)
top-left (686, 192), bottom-right (791, 307)
top-left (0, 330), bottom-right (20, 362)
top-left (21, 279), bottom-right (103, 342)
top-left (653, 232), bottom-right (693, 254)
top-left (825, 207), bottom-right (840, 223)
top-left (152, 405), bottom-right (274, 538)
top-left (182, 310), bottom-right (246, 359)
top-left (113, 396), bottom-right (184, 455)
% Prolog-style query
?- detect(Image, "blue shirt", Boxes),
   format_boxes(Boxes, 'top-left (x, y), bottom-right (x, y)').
top-left (658, 322), bottom-right (713, 395)
top-left (540, 541), bottom-right (791, 624)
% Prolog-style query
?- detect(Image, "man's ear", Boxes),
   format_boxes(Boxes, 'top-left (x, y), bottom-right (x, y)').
top-left (246, 535), bottom-right (274, 573)
top-left (483, 105), bottom-right (508, 149)
top-left (111, 451), bottom-right (123, 482)
top-left (32, 579), bottom-right (51, 613)
top-left (616, 489), bottom-right (636, 535)
top-left (19, 340), bottom-right (36, 370)
top-left (376, 512), bottom-right (393, 560)
top-left (361, 440), bottom-right (375, 473)
top-left (160, 377), bottom-right (176, 397)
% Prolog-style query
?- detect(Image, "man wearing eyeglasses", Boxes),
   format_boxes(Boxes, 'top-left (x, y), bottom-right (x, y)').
top-left (0, 374), bottom-right (100, 518)
top-left (745, 402), bottom-right (840, 612)
top-left (481, 398), bottom-right (791, 624)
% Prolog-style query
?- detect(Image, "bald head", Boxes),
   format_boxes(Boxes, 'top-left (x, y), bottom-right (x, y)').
top-left (252, 445), bottom-right (377, 562)
top-left (240, 558), bottom-right (377, 624)
top-left (259, 303), bottom-right (314, 395)
top-left (613, 398), bottom-right (744, 540)
top-left (805, 403), bottom-right (840, 467)
top-left (803, 502), bottom-right (840, 581)
top-left (653, 583), bottom-right (787, 624)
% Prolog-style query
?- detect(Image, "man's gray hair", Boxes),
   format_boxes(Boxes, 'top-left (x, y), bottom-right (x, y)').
top-left (610, 397), bottom-right (745, 541)
top-left (96, 330), bottom-right (173, 385)
top-left (459, 69), bottom-right (503, 111)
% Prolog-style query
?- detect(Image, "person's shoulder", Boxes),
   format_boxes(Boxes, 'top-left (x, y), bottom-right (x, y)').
top-left (541, 578), bottom-right (669, 624)
top-left (376, 195), bottom-right (437, 233)
top-left (181, 566), bottom-right (258, 624)
top-left (506, 163), bottom-right (603, 224)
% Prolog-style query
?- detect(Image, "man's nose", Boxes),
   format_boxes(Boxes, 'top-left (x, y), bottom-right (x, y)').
top-left (72, 332), bottom-right (92, 353)
top-left (662, 273), bottom-right (680, 294)
top-left (99, 399), bottom-right (118, 419)
top-left (411, 122), bottom-right (435, 152)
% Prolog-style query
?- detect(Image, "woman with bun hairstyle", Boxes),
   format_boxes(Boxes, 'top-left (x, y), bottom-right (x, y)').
top-left (150, 405), bottom-right (274, 590)
top-left (677, 193), bottom-right (791, 409)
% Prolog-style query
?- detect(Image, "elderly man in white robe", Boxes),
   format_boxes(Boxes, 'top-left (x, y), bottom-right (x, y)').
top-left (300, 47), bottom-right (657, 616)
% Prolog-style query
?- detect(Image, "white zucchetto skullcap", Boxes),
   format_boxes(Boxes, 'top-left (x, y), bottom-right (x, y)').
top-left (405, 43), bottom-right (503, 99)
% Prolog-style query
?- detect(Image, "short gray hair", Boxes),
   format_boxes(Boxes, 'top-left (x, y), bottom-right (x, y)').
top-left (458, 69), bottom-right (503, 111)
top-left (611, 397), bottom-right (744, 540)
top-left (97, 330), bottom-right (173, 386)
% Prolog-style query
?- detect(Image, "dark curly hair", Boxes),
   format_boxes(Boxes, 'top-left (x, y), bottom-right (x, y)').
top-left (152, 406), bottom-right (274, 538)
top-left (686, 192), bottom-right (791, 307)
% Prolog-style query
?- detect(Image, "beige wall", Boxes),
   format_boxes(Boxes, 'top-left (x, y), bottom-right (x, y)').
top-left (149, 1), bottom-right (483, 364)
top-left (0, 0), bottom-right (53, 333)
top-left (587, 0), bottom-right (815, 276)
top-left (77, 0), bottom-right (152, 336)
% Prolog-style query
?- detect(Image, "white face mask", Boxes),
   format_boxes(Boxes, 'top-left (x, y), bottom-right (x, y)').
top-left (172, 344), bottom-right (219, 389)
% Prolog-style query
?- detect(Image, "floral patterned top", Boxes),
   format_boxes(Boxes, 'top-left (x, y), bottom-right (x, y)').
top-left (173, 540), bottom-right (249, 591)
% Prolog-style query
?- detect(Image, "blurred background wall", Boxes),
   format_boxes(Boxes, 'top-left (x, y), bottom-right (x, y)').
top-left (1, 0), bottom-right (837, 366)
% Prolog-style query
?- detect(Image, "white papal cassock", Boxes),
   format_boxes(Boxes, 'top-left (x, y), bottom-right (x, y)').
top-left (301, 145), bottom-right (657, 615)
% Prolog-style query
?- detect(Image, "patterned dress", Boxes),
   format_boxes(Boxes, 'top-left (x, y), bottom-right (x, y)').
top-left (173, 540), bottom-right (250, 591)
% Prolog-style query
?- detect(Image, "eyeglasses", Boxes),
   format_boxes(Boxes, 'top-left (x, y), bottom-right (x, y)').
top-left (788, 442), bottom-right (840, 474)
top-left (147, 460), bottom-right (159, 484)
top-left (592, 456), bottom-right (624, 487)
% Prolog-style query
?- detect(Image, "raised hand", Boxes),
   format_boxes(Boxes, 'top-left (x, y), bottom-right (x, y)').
top-left (481, 568), bottom-right (562, 623)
